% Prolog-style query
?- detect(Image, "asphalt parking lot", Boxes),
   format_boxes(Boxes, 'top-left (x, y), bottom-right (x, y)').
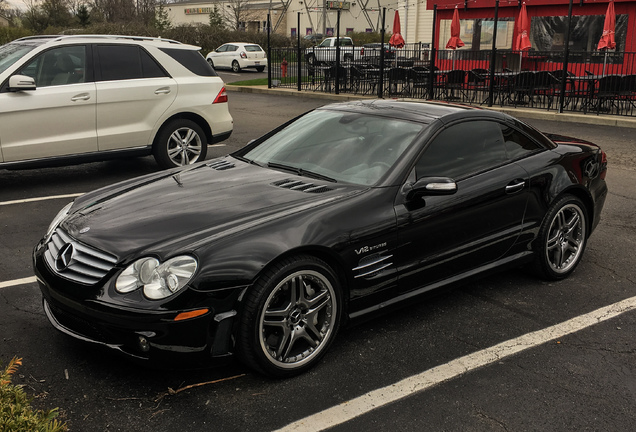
top-left (1, 87), bottom-right (636, 431)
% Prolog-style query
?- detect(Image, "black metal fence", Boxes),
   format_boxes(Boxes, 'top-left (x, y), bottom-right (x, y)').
top-left (267, 45), bottom-right (636, 117)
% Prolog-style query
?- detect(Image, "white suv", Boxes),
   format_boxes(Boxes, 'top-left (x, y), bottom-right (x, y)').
top-left (0, 35), bottom-right (233, 170)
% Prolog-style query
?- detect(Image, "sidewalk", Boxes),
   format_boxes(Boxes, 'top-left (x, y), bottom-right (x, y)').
top-left (226, 84), bottom-right (636, 129)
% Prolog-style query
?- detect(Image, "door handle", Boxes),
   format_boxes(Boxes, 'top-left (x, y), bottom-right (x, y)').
top-left (71, 93), bottom-right (90, 101)
top-left (505, 179), bottom-right (526, 194)
top-left (155, 87), bottom-right (171, 95)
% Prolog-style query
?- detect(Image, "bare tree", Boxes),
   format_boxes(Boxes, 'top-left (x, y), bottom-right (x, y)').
top-left (221, 0), bottom-right (258, 31)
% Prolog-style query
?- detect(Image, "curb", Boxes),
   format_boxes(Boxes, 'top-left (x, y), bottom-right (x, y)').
top-left (226, 85), bottom-right (636, 129)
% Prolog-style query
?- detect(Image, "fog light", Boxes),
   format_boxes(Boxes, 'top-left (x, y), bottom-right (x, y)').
top-left (138, 336), bottom-right (150, 352)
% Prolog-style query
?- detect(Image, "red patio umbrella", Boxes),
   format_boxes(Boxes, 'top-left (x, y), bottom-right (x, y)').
top-left (514, 2), bottom-right (531, 72)
top-left (445, 6), bottom-right (464, 50)
top-left (598, 0), bottom-right (616, 50)
top-left (445, 6), bottom-right (464, 70)
top-left (598, 0), bottom-right (616, 75)
top-left (389, 11), bottom-right (405, 49)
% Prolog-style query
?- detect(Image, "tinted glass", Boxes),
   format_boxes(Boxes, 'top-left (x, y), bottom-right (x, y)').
top-left (140, 49), bottom-right (167, 78)
top-left (416, 120), bottom-right (507, 180)
top-left (500, 124), bottom-right (542, 160)
top-left (18, 45), bottom-right (87, 87)
top-left (160, 48), bottom-right (217, 77)
top-left (242, 110), bottom-right (424, 186)
top-left (97, 45), bottom-right (142, 81)
top-left (245, 45), bottom-right (262, 52)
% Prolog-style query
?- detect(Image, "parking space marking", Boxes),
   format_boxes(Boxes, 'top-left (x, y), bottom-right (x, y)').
top-left (0, 276), bottom-right (37, 289)
top-left (276, 295), bottom-right (636, 432)
top-left (0, 193), bottom-right (83, 206)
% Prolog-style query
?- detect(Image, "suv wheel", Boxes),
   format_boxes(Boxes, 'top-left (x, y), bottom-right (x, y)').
top-left (153, 119), bottom-right (208, 169)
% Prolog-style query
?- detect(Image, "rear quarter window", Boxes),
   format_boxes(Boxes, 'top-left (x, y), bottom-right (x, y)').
top-left (160, 48), bottom-right (218, 77)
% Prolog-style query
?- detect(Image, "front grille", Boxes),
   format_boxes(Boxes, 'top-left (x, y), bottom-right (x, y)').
top-left (43, 229), bottom-right (118, 285)
top-left (272, 179), bottom-right (333, 193)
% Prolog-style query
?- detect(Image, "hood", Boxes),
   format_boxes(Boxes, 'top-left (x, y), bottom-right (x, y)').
top-left (60, 158), bottom-right (357, 260)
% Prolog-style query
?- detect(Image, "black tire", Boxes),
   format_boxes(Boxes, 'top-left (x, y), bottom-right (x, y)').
top-left (153, 119), bottom-right (207, 169)
top-left (344, 54), bottom-right (353, 62)
top-left (256, 66), bottom-right (265, 73)
top-left (533, 195), bottom-right (588, 280)
top-left (236, 255), bottom-right (343, 378)
top-left (207, 58), bottom-right (214, 69)
top-left (232, 60), bottom-right (241, 72)
top-left (306, 54), bottom-right (316, 66)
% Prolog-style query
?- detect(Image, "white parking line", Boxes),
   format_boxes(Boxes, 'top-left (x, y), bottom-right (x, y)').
top-left (0, 193), bottom-right (83, 207)
top-left (276, 295), bottom-right (636, 432)
top-left (0, 276), bottom-right (37, 289)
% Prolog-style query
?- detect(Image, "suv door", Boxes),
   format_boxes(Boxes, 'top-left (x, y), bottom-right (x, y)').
top-left (0, 45), bottom-right (97, 162)
top-left (93, 44), bottom-right (177, 151)
top-left (395, 119), bottom-right (530, 292)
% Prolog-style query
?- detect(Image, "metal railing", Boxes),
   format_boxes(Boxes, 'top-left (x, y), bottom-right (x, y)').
top-left (268, 45), bottom-right (636, 117)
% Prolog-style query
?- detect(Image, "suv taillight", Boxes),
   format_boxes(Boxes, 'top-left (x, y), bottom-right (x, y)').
top-left (213, 87), bottom-right (228, 104)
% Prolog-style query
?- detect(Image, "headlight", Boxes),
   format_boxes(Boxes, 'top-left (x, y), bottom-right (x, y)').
top-left (45, 202), bottom-right (73, 241)
top-left (115, 256), bottom-right (198, 300)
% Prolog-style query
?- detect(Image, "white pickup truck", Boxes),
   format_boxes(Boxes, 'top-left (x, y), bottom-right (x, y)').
top-left (305, 37), bottom-right (364, 65)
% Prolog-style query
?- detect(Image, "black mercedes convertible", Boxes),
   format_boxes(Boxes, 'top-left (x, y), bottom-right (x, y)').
top-left (34, 100), bottom-right (608, 377)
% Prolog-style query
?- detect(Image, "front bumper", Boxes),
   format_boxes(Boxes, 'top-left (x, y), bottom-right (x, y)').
top-left (34, 245), bottom-right (242, 365)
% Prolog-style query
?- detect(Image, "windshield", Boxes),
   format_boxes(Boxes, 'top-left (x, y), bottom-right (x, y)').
top-left (240, 109), bottom-right (424, 186)
top-left (0, 43), bottom-right (37, 75)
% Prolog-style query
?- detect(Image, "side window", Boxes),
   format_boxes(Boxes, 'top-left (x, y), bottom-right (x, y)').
top-left (18, 45), bottom-right (86, 87)
top-left (500, 124), bottom-right (543, 159)
top-left (228, 45), bottom-right (238, 52)
top-left (216, 45), bottom-right (227, 52)
top-left (96, 45), bottom-right (166, 81)
top-left (416, 120), bottom-right (507, 180)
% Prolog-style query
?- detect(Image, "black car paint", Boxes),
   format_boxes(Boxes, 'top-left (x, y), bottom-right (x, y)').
top-left (33, 100), bottom-right (608, 364)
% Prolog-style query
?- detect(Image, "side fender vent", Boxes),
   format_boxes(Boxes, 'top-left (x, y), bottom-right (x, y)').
top-left (207, 160), bottom-right (235, 170)
top-left (353, 253), bottom-right (393, 279)
top-left (272, 179), bottom-right (333, 193)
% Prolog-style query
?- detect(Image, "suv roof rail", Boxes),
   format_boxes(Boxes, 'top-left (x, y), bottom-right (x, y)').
top-left (15, 34), bottom-right (183, 45)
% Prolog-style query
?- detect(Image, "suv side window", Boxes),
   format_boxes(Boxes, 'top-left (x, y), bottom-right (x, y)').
top-left (161, 48), bottom-right (217, 77)
top-left (96, 45), bottom-right (167, 81)
top-left (416, 120), bottom-right (507, 180)
top-left (18, 45), bottom-right (87, 87)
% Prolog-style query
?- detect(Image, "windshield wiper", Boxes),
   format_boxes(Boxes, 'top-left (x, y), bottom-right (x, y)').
top-left (233, 155), bottom-right (263, 167)
top-left (267, 162), bottom-right (337, 183)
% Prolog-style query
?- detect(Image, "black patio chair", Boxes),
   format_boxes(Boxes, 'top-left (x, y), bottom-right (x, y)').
top-left (467, 68), bottom-right (489, 104)
top-left (386, 67), bottom-right (409, 96)
top-left (440, 69), bottom-right (466, 101)
top-left (594, 75), bottom-right (622, 115)
top-left (619, 74), bottom-right (636, 115)
top-left (511, 71), bottom-right (536, 107)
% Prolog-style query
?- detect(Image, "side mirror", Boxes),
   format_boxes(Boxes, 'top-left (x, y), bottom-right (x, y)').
top-left (402, 177), bottom-right (457, 202)
top-left (8, 75), bottom-right (36, 91)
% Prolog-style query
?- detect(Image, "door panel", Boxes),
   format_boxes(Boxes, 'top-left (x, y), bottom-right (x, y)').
top-left (95, 78), bottom-right (176, 150)
top-left (396, 163), bottom-right (529, 292)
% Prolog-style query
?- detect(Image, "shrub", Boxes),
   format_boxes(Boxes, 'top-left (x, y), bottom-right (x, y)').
top-left (0, 357), bottom-right (67, 432)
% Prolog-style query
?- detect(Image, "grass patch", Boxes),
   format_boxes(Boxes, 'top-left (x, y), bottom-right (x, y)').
top-left (228, 78), bottom-right (269, 86)
top-left (0, 357), bottom-right (67, 432)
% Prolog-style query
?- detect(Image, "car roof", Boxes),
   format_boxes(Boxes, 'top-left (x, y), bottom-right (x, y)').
top-left (318, 99), bottom-right (509, 125)
top-left (11, 35), bottom-right (198, 50)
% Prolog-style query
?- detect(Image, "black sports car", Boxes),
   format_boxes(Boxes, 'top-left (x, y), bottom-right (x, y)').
top-left (34, 100), bottom-right (608, 377)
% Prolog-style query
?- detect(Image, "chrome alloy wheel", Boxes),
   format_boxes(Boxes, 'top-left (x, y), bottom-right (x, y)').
top-left (167, 127), bottom-right (203, 166)
top-left (545, 203), bottom-right (586, 275)
top-left (258, 270), bottom-right (336, 369)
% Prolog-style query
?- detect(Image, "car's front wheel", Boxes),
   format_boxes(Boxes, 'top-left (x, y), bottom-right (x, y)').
top-left (534, 195), bottom-right (588, 280)
top-left (232, 60), bottom-right (241, 72)
top-left (236, 256), bottom-right (342, 377)
top-left (153, 119), bottom-right (207, 169)
top-left (207, 58), bottom-right (214, 68)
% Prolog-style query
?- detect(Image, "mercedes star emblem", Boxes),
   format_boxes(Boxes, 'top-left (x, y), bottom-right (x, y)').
top-left (55, 243), bottom-right (74, 271)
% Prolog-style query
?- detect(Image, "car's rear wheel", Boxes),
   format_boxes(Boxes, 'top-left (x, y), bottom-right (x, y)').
top-left (236, 255), bottom-right (342, 378)
top-left (534, 195), bottom-right (588, 280)
top-left (256, 66), bottom-right (265, 73)
top-left (232, 60), bottom-right (241, 72)
top-left (306, 54), bottom-right (316, 66)
top-left (153, 119), bottom-right (207, 169)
